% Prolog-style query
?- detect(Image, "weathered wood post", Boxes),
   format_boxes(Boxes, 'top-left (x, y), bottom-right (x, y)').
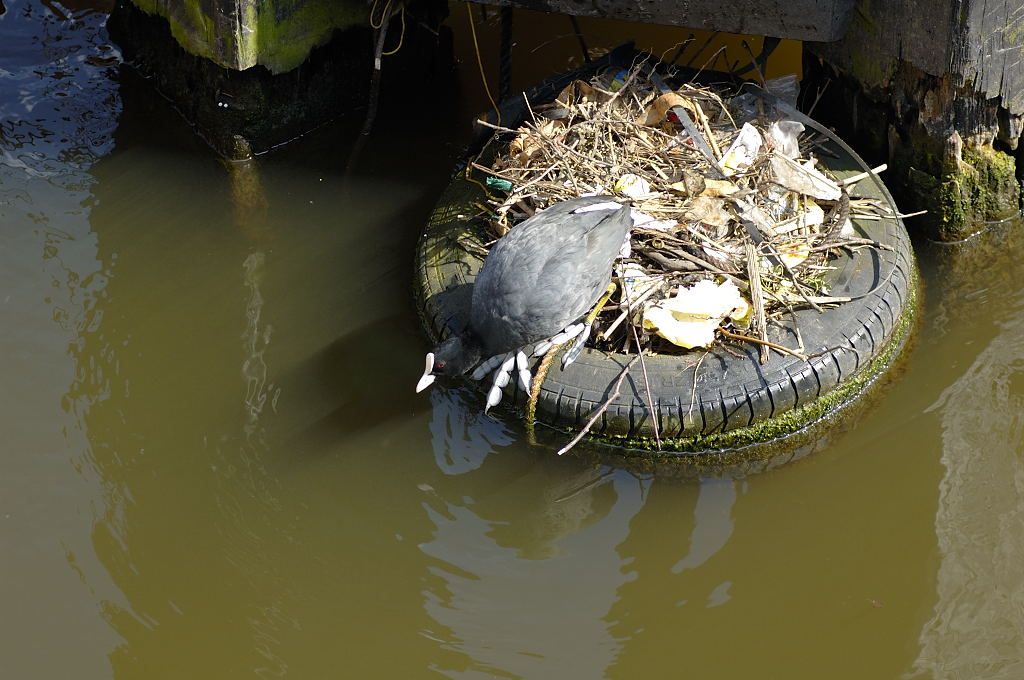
top-left (108, 0), bottom-right (447, 159)
top-left (806, 0), bottom-right (1024, 240)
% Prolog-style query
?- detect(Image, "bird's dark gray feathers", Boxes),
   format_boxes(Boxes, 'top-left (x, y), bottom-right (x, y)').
top-left (469, 196), bottom-right (631, 356)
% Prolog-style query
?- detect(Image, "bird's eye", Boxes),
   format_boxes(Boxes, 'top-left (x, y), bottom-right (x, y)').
top-left (435, 360), bottom-right (446, 370)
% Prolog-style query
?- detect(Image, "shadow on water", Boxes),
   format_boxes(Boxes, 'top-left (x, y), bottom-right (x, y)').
top-left (275, 312), bottom-right (431, 452)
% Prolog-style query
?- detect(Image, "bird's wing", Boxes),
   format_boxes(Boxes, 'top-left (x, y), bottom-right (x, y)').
top-left (471, 204), bottom-right (631, 353)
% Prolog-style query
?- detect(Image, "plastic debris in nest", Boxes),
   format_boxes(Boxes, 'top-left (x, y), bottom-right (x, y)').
top-left (769, 120), bottom-right (804, 159)
top-left (614, 173), bottom-right (652, 199)
top-left (720, 123), bottom-right (762, 176)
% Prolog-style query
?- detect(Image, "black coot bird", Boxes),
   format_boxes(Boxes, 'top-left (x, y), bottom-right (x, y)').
top-left (417, 195), bottom-right (632, 410)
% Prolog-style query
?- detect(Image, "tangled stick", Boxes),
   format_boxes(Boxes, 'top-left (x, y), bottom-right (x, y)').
top-left (557, 356), bottom-right (640, 456)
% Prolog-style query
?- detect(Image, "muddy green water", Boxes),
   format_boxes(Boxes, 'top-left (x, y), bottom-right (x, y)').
top-left (2, 2), bottom-right (1023, 678)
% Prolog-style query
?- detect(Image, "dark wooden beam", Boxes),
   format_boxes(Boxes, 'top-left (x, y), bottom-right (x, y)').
top-left (470, 0), bottom-right (857, 42)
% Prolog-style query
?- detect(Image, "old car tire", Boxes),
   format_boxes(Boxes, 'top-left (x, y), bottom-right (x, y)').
top-left (415, 64), bottom-right (917, 452)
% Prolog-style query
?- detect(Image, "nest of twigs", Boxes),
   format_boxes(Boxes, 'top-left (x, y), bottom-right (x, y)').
top-left (468, 61), bottom-right (900, 361)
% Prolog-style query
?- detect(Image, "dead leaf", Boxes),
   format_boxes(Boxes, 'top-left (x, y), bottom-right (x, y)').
top-left (683, 196), bottom-right (733, 227)
top-left (638, 92), bottom-right (697, 127)
top-left (642, 279), bottom-right (749, 349)
top-left (667, 170), bottom-right (706, 197)
top-left (555, 79), bottom-right (608, 108)
top-left (508, 119), bottom-right (563, 165)
top-left (701, 179), bottom-right (740, 197)
top-left (778, 242), bottom-right (810, 267)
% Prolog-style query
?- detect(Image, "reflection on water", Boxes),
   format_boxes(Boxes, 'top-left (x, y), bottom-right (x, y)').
top-left (241, 251), bottom-right (277, 441)
top-left (911, 231), bottom-right (1024, 680)
top-left (429, 387), bottom-right (516, 474)
top-left (672, 477), bottom-right (736, 574)
top-left (1, 1), bottom-right (122, 677)
top-left (4, 0), bottom-right (1024, 678)
top-left (913, 322), bottom-right (1024, 679)
top-left (420, 468), bottom-right (638, 677)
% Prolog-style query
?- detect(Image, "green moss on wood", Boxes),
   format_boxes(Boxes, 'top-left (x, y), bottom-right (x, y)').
top-left (127, 0), bottom-right (366, 73)
top-left (130, 0), bottom-right (223, 65)
top-left (934, 144), bottom-right (1019, 241)
top-left (802, 61), bottom-right (1022, 243)
top-left (891, 133), bottom-right (1018, 242)
top-left (251, 0), bottom-right (366, 73)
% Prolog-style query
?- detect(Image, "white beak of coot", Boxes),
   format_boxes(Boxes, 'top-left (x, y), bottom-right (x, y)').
top-left (416, 352), bottom-right (436, 393)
